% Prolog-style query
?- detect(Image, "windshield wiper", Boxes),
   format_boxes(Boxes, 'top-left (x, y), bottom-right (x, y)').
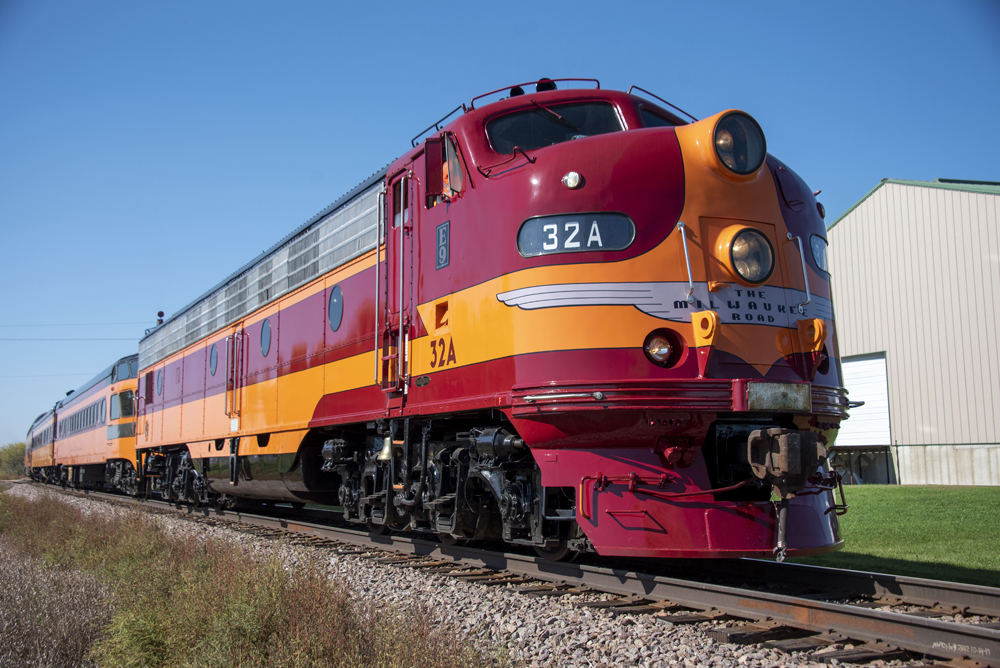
top-left (530, 99), bottom-right (583, 134)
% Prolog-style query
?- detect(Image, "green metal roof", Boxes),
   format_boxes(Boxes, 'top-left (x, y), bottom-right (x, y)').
top-left (828, 178), bottom-right (1000, 229)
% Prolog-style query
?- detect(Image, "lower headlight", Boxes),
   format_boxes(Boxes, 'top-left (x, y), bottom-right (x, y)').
top-left (730, 229), bottom-right (774, 283)
top-left (646, 335), bottom-right (672, 364)
top-left (644, 329), bottom-right (684, 368)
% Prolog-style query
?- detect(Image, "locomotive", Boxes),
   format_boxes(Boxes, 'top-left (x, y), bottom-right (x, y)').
top-left (27, 78), bottom-right (849, 561)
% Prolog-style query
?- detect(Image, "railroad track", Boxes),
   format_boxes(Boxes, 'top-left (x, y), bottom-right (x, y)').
top-left (31, 483), bottom-right (1000, 667)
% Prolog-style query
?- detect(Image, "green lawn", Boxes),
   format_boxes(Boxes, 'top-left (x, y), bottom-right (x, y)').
top-left (790, 485), bottom-right (1000, 587)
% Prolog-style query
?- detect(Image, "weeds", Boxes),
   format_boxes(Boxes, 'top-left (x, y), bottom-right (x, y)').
top-left (0, 442), bottom-right (25, 479)
top-left (0, 540), bottom-right (113, 667)
top-left (0, 490), bottom-right (509, 668)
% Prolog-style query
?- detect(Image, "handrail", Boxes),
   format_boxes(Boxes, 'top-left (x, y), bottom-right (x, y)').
top-left (627, 85), bottom-right (698, 123)
top-left (398, 177), bottom-right (406, 388)
top-left (677, 222), bottom-right (695, 304)
top-left (235, 331), bottom-right (244, 418)
top-left (224, 330), bottom-right (244, 420)
top-left (469, 78), bottom-right (600, 109)
top-left (374, 187), bottom-right (384, 384)
top-left (224, 335), bottom-right (233, 418)
top-left (579, 472), bottom-right (754, 520)
top-left (523, 392), bottom-right (605, 403)
top-left (476, 146), bottom-right (536, 178)
top-left (135, 396), bottom-right (145, 436)
top-left (411, 105), bottom-right (464, 147)
top-left (787, 233), bottom-right (812, 314)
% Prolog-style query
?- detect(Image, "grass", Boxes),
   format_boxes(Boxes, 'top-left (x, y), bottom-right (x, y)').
top-left (790, 484), bottom-right (1000, 587)
top-left (0, 489), bottom-right (510, 668)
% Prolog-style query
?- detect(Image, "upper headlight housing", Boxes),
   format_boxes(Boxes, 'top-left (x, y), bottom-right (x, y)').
top-left (715, 112), bottom-right (766, 175)
top-left (730, 229), bottom-right (774, 283)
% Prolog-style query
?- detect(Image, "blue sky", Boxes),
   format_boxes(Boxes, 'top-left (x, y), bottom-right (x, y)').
top-left (1, 0), bottom-right (998, 444)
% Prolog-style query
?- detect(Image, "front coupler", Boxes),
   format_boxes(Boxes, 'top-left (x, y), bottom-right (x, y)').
top-left (747, 428), bottom-right (829, 561)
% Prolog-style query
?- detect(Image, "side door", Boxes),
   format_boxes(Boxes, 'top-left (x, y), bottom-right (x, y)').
top-left (137, 368), bottom-right (158, 444)
top-left (225, 321), bottom-right (247, 432)
top-left (379, 169), bottom-right (417, 406)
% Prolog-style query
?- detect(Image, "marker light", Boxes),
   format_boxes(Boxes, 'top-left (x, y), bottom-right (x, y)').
top-left (811, 235), bottom-right (829, 273)
top-left (561, 171), bottom-right (582, 189)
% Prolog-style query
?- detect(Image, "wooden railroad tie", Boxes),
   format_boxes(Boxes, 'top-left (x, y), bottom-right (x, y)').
top-left (517, 585), bottom-right (596, 598)
top-left (394, 559), bottom-right (455, 569)
top-left (655, 609), bottom-right (735, 625)
top-left (709, 620), bottom-right (815, 645)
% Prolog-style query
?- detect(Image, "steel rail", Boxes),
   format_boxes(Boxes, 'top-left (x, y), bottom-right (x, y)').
top-left (708, 558), bottom-right (1000, 618)
top-left (51, 487), bottom-right (1000, 665)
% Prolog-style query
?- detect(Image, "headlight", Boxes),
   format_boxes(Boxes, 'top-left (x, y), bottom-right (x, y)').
top-left (644, 329), bottom-right (684, 368)
top-left (645, 334), bottom-right (673, 364)
top-left (714, 113), bottom-right (766, 175)
top-left (730, 229), bottom-right (774, 283)
top-left (811, 235), bottom-right (828, 272)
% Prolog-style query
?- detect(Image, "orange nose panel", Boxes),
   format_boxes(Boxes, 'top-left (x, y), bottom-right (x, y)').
top-left (714, 323), bottom-right (792, 377)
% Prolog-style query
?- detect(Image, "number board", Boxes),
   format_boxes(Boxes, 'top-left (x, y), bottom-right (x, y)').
top-left (436, 220), bottom-right (450, 270)
top-left (517, 212), bottom-right (635, 258)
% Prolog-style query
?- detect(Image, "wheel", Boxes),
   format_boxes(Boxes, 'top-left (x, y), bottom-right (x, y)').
top-left (534, 540), bottom-right (578, 562)
top-left (436, 533), bottom-right (467, 547)
top-left (290, 502), bottom-right (305, 511)
top-left (367, 520), bottom-right (389, 536)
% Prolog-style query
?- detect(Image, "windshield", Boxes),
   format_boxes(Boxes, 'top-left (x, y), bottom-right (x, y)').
top-left (486, 101), bottom-right (622, 154)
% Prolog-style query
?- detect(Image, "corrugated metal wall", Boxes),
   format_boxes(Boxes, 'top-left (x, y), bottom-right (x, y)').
top-left (828, 182), bottom-right (1000, 485)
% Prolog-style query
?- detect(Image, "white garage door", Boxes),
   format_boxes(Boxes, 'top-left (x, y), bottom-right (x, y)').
top-left (837, 354), bottom-right (891, 446)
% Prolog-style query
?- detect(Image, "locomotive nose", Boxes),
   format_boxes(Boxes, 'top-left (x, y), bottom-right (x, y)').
top-left (670, 110), bottom-right (833, 377)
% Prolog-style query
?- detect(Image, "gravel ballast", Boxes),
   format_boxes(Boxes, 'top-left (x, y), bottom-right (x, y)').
top-left (3, 483), bottom-right (930, 668)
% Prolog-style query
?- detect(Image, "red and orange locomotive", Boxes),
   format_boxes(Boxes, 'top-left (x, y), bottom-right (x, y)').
top-left (32, 79), bottom-right (849, 560)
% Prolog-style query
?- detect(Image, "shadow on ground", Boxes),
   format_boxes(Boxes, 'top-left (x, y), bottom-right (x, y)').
top-left (789, 552), bottom-right (1000, 588)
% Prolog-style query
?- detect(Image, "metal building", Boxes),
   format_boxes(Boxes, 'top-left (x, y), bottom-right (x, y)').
top-left (827, 178), bottom-right (1000, 485)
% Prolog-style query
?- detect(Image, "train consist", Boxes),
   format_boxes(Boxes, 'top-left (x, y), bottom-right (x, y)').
top-left (27, 78), bottom-right (849, 561)
top-left (26, 356), bottom-right (139, 492)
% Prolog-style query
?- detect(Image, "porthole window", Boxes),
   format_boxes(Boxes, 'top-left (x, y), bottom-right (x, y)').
top-left (209, 344), bottom-right (218, 376)
top-left (156, 370), bottom-right (163, 396)
top-left (261, 318), bottom-right (271, 357)
top-left (328, 285), bottom-right (344, 332)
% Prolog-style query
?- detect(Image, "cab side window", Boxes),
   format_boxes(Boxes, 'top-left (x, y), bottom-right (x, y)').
top-left (443, 135), bottom-right (464, 198)
top-left (392, 178), bottom-right (409, 228)
top-left (640, 108), bottom-right (677, 128)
